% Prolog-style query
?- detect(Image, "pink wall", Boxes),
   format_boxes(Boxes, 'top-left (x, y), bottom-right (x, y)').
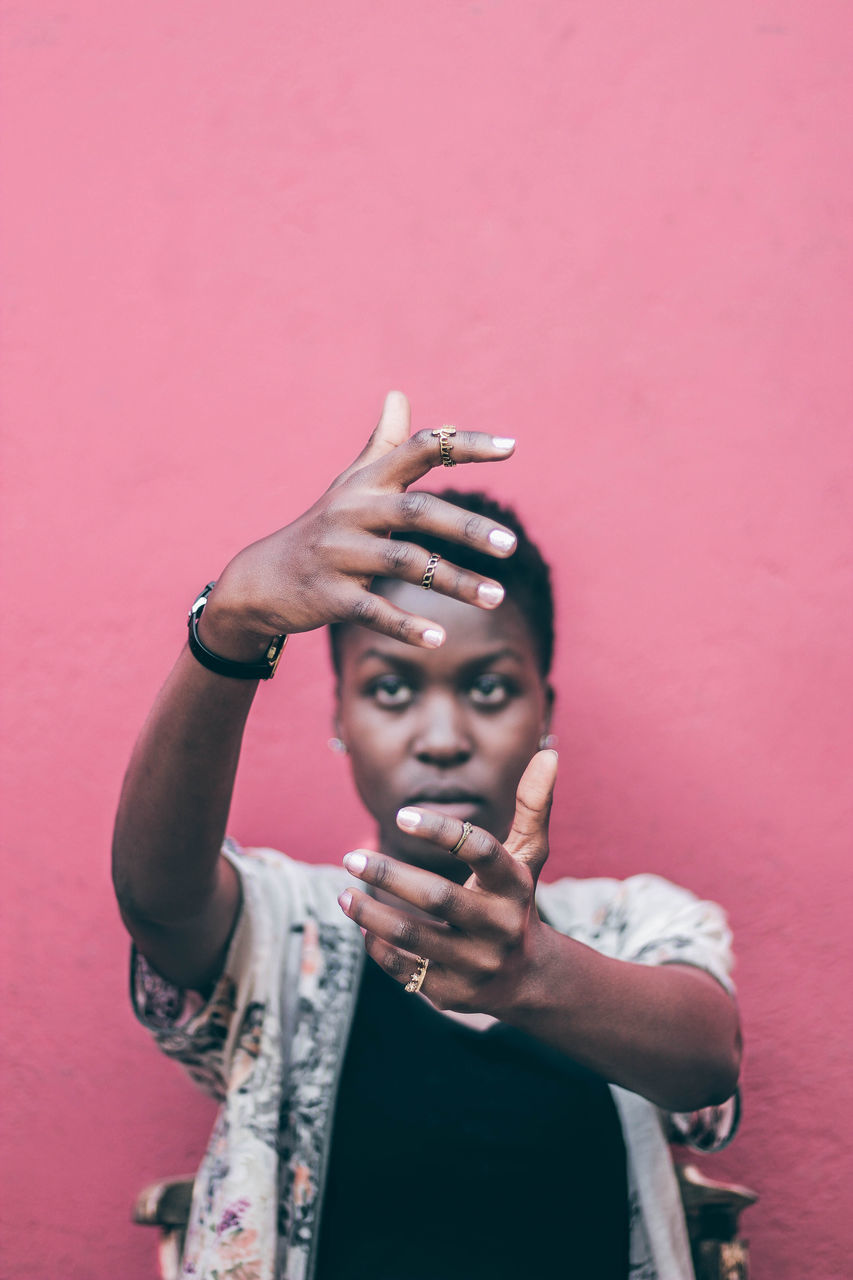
top-left (2, 3), bottom-right (851, 1274)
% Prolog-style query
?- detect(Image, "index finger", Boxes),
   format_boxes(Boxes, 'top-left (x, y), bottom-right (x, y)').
top-left (368, 427), bottom-right (516, 491)
top-left (396, 807), bottom-right (529, 900)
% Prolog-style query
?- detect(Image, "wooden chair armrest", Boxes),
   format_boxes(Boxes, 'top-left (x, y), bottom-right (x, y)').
top-left (133, 1165), bottom-right (760, 1280)
top-left (132, 1177), bottom-right (194, 1228)
top-left (677, 1163), bottom-right (758, 1280)
top-left (677, 1162), bottom-right (758, 1224)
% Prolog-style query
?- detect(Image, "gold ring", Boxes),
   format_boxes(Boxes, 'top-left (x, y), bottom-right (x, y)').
top-left (421, 553), bottom-right (441, 590)
top-left (431, 425), bottom-right (457, 467)
top-left (405, 955), bottom-right (429, 994)
top-left (449, 820), bottom-right (473, 856)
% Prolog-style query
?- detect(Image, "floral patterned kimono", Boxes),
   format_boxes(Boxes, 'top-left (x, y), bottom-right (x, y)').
top-left (133, 841), bottom-right (739, 1280)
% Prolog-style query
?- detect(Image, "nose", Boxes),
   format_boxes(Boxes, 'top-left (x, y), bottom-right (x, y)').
top-left (412, 690), bottom-right (473, 765)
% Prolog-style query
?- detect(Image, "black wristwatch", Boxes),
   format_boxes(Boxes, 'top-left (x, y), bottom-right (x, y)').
top-left (187, 582), bottom-right (287, 680)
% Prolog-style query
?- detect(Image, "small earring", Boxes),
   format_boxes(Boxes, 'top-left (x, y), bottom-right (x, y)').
top-left (538, 733), bottom-right (558, 751)
top-left (328, 737), bottom-right (349, 756)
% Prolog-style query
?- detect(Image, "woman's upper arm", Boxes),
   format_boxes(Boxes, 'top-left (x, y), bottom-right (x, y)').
top-left (120, 852), bottom-right (243, 994)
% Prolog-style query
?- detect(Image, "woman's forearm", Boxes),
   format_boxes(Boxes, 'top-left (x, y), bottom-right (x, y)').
top-left (112, 642), bottom-right (258, 926)
top-left (500, 926), bottom-right (742, 1112)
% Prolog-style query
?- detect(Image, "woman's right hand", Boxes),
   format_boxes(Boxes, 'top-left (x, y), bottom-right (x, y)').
top-left (198, 391), bottom-right (519, 661)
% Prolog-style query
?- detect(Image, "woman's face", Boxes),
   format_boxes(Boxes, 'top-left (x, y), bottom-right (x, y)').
top-left (335, 579), bottom-right (552, 880)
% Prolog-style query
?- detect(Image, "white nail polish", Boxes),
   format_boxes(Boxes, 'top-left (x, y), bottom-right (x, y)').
top-left (338, 889), bottom-right (353, 911)
top-left (397, 807), bottom-right (423, 830)
top-left (489, 529), bottom-right (516, 553)
top-left (477, 582), bottom-right (505, 606)
top-left (492, 437), bottom-right (516, 451)
top-left (422, 628), bottom-right (444, 648)
top-left (343, 851), bottom-right (368, 874)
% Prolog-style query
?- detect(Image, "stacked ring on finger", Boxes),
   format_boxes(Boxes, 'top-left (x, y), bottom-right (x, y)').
top-left (449, 820), bottom-right (473, 856)
top-left (431, 425), bottom-right (457, 467)
top-left (421, 553), bottom-right (441, 590)
top-left (404, 955), bottom-right (430, 994)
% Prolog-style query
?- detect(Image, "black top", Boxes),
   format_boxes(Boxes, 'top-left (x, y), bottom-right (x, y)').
top-left (314, 959), bottom-right (629, 1279)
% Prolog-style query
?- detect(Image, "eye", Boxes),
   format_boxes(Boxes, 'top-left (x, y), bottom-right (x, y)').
top-left (367, 673), bottom-right (414, 708)
top-left (468, 673), bottom-right (514, 708)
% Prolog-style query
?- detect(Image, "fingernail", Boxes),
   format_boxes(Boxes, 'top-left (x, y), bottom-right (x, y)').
top-left (489, 529), bottom-right (516, 553)
top-left (422, 628), bottom-right (444, 648)
top-left (477, 582), bottom-right (504, 607)
top-left (492, 437), bottom-right (515, 451)
top-left (343, 851), bottom-right (368, 875)
top-left (338, 889), bottom-right (353, 911)
top-left (397, 807), bottom-right (423, 830)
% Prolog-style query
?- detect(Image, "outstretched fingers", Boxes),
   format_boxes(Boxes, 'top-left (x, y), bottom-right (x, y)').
top-left (368, 490), bottom-right (518, 560)
top-left (335, 585), bottom-right (448, 649)
top-left (331, 390), bottom-right (413, 488)
top-left (348, 534), bottom-right (506, 611)
top-left (337, 848), bottom-right (524, 1006)
top-left (396, 807), bottom-right (529, 898)
top-left (337, 885), bottom-right (462, 967)
top-left (504, 749), bottom-right (559, 884)
top-left (377, 427), bottom-right (516, 490)
top-left (340, 849), bottom-right (508, 931)
top-left (335, 398), bottom-right (515, 495)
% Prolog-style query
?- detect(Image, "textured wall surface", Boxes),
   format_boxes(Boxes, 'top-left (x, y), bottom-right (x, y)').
top-left (2, 3), bottom-right (851, 1275)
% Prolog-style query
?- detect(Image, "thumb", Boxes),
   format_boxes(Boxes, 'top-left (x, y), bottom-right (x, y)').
top-left (505, 749), bottom-right (559, 884)
top-left (331, 390), bottom-right (411, 487)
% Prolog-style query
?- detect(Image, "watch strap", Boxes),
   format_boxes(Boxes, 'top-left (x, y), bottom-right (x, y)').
top-left (187, 583), bottom-right (287, 680)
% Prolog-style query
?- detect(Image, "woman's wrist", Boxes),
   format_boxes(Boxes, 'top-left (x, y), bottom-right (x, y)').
top-left (485, 917), bottom-right (566, 1024)
top-left (195, 584), bottom-right (279, 665)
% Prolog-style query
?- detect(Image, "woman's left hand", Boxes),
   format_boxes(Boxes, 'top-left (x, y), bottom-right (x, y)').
top-left (337, 750), bottom-right (559, 1017)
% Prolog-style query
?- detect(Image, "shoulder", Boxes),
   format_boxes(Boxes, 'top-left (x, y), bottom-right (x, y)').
top-left (223, 837), bottom-right (350, 925)
top-left (537, 871), bottom-right (702, 929)
top-left (537, 872), bottom-right (735, 990)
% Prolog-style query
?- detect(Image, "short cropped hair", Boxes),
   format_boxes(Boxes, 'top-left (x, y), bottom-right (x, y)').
top-left (328, 489), bottom-right (555, 676)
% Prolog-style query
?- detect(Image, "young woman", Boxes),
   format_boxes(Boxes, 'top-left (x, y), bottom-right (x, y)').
top-left (113, 393), bottom-right (741, 1280)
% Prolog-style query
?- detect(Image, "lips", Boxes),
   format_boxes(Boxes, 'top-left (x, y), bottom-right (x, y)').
top-left (404, 788), bottom-right (486, 822)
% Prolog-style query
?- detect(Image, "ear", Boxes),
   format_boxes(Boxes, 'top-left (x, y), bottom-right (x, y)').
top-left (328, 703), bottom-right (349, 756)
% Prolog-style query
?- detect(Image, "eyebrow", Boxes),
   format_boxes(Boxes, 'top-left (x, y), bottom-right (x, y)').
top-left (354, 647), bottom-right (527, 672)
